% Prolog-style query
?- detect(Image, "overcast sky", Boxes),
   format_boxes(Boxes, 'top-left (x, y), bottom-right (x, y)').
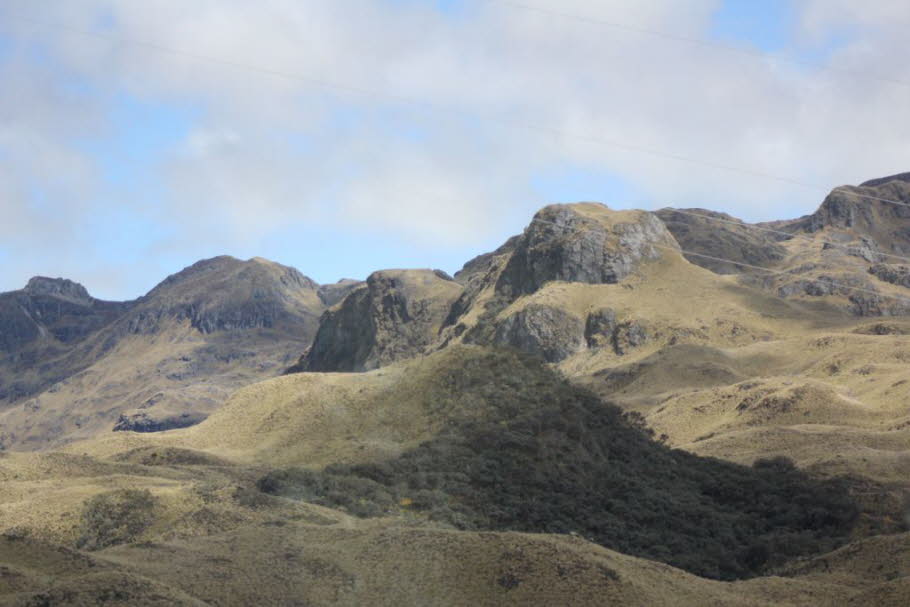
top-left (1, 0), bottom-right (909, 299)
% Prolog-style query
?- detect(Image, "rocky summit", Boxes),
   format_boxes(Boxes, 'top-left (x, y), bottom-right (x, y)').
top-left (293, 268), bottom-right (463, 372)
top-left (495, 203), bottom-right (678, 298)
top-left (0, 256), bottom-right (329, 449)
top-left (4, 176), bottom-right (910, 606)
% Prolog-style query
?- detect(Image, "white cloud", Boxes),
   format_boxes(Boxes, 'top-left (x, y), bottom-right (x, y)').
top-left (2, 0), bottom-right (910, 296)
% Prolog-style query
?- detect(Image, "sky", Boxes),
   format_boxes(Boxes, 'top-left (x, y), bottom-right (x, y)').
top-left (1, 0), bottom-right (909, 300)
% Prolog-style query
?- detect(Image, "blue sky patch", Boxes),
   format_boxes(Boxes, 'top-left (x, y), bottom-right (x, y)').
top-left (709, 0), bottom-right (796, 52)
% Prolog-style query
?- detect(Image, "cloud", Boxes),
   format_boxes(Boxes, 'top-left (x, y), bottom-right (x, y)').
top-left (1, 0), bottom-right (910, 297)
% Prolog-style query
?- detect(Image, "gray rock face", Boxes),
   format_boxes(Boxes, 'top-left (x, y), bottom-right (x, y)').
top-left (113, 412), bottom-right (207, 433)
top-left (823, 236), bottom-right (883, 263)
top-left (788, 178), bottom-right (910, 245)
top-left (475, 304), bottom-right (646, 362)
top-left (847, 293), bottom-right (910, 317)
top-left (859, 172), bottom-right (910, 188)
top-left (870, 264), bottom-right (910, 288)
top-left (123, 256), bottom-right (323, 336)
top-left (584, 308), bottom-right (617, 348)
top-left (317, 279), bottom-right (364, 307)
top-left (774, 273), bottom-right (910, 316)
top-left (297, 269), bottom-right (464, 372)
top-left (656, 209), bottom-right (787, 274)
top-left (583, 309), bottom-right (648, 355)
top-left (492, 304), bottom-right (585, 363)
top-left (777, 276), bottom-right (847, 298)
top-left (612, 320), bottom-right (648, 355)
top-left (495, 204), bottom-right (677, 299)
top-left (23, 277), bottom-right (93, 305)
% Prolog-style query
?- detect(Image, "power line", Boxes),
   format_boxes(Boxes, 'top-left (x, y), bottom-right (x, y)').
top-left (658, 207), bottom-right (910, 265)
top-left (4, 10), bottom-right (910, 214)
top-left (528, 217), bottom-right (910, 307)
top-left (483, 0), bottom-right (910, 91)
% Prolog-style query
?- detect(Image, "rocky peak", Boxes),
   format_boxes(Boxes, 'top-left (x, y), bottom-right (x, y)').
top-left (656, 208), bottom-right (787, 274)
top-left (495, 203), bottom-right (679, 298)
top-left (793, 176), bottom-right (910, 244)
top-left (317, 279), bottom-right (365, 307)
top-left (859, 172), bottom-right (910, 188)
top-left (23, 277), bottom-right (93, 305)
top-left (124, 255), bottom-right (323, 335)
top-left (292, 269), bottom-right (464, 372)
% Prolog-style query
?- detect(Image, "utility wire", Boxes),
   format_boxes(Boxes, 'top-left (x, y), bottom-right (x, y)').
top-left (7, 9), bottom-right (910, 305)
top-left (527, 217), bottom-right (910, 307)
top-left (659, 207), bottom-right (910, 265)
top-left (483, 0), bottom-right (910, 91)
top-left (4, 10), bottom-right (910, 213)
top-left (5, 9), bottom-right (910, 234)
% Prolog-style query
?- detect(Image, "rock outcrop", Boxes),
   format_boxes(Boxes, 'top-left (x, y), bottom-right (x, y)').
top-left (123, 256), bottom-right (323, 336)
top-left (495, 204), bottom-right (678, 299)
top-left (491, 304), bottom-right (585, 362)
top-left (113, 411), bottom-right (207, 433)
top-left (317, 279), bottom-right (364, 307)
top-left (0, 278), bottom-right (128, 352)
top-left (656, 208), bottom-right (787, 274)
top-left (296, 269), bottom-right (464, 372)
top-left (23, 276), bottom-right (94, 305)
top-left (869, 264), bottom-right (910, 288)
top-left (859, 172), bottom-right (910, 188)
top-left (784, 174), bottom-right (910, 254)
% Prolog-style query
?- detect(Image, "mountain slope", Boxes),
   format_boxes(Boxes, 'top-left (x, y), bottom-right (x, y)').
top-left (0, 256), bottom-right (326, 449)
top-left (0, 278), bottom-right (133, 403)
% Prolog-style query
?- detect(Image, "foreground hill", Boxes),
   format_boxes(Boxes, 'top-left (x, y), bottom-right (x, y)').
top-left (0, 345), bottom-right (900, 605)
top-left (2, 519), bottom-right (882, 607)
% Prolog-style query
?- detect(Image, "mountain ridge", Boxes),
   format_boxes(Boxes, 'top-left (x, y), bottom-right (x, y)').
top-left (2, 172), bottom-right (910, 605)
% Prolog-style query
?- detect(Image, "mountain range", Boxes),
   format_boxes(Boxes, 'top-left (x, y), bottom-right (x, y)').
top-left (1, 173), bottom-right (910, 605)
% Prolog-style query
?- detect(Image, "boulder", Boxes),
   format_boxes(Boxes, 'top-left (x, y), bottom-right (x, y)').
top-left (492, 304), bottom-right (585, 362)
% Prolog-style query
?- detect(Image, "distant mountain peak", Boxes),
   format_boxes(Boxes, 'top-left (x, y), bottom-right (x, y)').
top-left (859, 171), bottom-right (910, 188)
top-left (23, 276), bottom-right (92, 304)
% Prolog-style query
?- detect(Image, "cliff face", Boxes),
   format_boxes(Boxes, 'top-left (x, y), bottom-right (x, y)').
top-left (289, 203), bottom-right (681, 372)
top-left (295, 269), bottom-right (463, 372)
top-left (495, 204), bottom-right (677, 299)
top-left (656, 208), bottom-right (787, 274)
top-left (784, 174), bottom-right (910, 250)
top-left (0, 278), bottom-right (133, 402)
top-left (0, 256), bottom-right (329, 449)
top-left (0, 278), bottom-right (130, 353)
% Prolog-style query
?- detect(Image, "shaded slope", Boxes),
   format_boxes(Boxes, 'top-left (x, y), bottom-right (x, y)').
top-left (124, 255), bottom-right (322, 335)
top-left (0, 256), bottom-right (327, 450)
top-left (0, 278), bottom-right (133, 402)
top-left (257, 348), bottom-right (858, 581)
top-left (294, 269), bottom-right (463, 372)
top-left (90, 520), bottom-right (859, 607)
top-left (656, 208), bottom-right (787, 274)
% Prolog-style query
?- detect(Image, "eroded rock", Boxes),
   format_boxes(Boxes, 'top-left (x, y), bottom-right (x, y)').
top-left (495, 204), bottom-right (678, 299)
top-left (297, 269), bottom-right (464, 372)
top-left (492, 304), bottom-right (585, 362)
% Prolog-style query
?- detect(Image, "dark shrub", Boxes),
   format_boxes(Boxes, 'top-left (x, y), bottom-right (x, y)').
top-left (76, 489), bottom-right (157, 551)
top-left (258, 349), bottom-right (858, 580)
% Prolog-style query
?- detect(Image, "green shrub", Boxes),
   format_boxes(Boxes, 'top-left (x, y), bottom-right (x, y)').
top-left (258, 349), bottom-right (858, 581)
top-left (76, 489), bottom-right (157, 551)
